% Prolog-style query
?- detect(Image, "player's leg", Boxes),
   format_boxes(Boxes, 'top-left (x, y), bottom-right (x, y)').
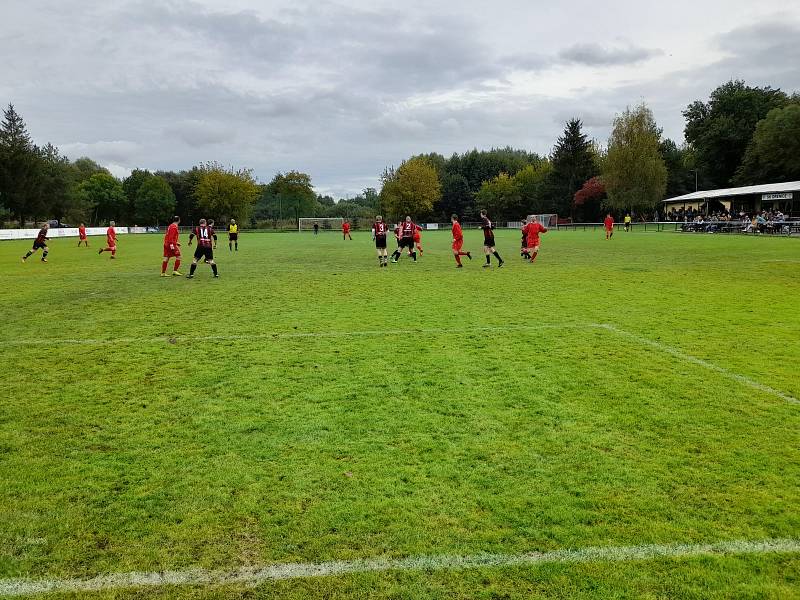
top-left (110, 245), bottom-right (116, 258)
top-left (483, 244), bottom-right (491, 266)
top-left (209, 257), bottom-right (218, 277)
top-left (22, 245), bottom-right (37, 261)
top-left (41, 245), bottom-right (49, 262)
top-left (492, 245), bottom-right (503, 267)
top-left (529, 244), bottom-right (540, 262)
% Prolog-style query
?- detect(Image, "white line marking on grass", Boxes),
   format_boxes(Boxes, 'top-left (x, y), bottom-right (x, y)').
top-left (0, 323), bottom-right (604, 348)
top-left (1, 538), bottom-right (797, 597)
top-left (600, 323), bottom-right (799, 405)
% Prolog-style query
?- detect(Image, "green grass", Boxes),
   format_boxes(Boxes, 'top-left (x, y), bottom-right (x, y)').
top-left (0, 229), bottom-right (798, 599)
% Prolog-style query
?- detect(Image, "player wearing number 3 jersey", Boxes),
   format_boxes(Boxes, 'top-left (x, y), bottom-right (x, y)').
top-left (372, 215), bottom-right (389, 267)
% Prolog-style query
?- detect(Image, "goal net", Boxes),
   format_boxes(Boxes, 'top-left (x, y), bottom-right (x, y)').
top-left (526, 214), bottom-right (558, 227)
top-left (298, 217), bottom-right (344, 232)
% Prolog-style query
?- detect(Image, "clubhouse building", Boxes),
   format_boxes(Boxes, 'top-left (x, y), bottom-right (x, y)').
top-left (663, 181), bottom-right (799, 216)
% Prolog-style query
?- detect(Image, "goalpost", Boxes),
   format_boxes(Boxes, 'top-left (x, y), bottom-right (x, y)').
top-left (298, 217), bottom-right (344, 232)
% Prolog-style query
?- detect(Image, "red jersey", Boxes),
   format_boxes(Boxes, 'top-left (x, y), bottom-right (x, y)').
top-left (524, 222), bottom-right (547, 244)
top-left (106, 227), bottom-right (116, 246)
top-left (190, 225), bottom-right (215, 248)
top-left (342, 222), bottom-right (351, 233)
top-left (78, 226), bottom-right (86, 239)
top-left (452, 221), bottom-right (463, 241)
top-left (373, 221), bottom-right (387, 237)
top-left (164, 223), bottom-right (180, 247)
top-left (604, 216), bottom-right (614, 230)
top-left (400, 221), bottom-right (416, 238)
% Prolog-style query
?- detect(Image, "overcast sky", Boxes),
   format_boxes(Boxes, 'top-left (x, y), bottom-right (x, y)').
top-left (2, 0), bottom-right (799, 197)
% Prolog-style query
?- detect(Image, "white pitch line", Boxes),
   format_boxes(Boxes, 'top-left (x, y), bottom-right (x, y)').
top-left (0, 323), bottom-right (603, 348)
top-left (600, 323), bottom-right (800, 405)
top-left (1, 538), bottom-right (797, 597)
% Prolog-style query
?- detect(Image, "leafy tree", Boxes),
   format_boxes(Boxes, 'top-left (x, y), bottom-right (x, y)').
top-left (0, 104), bottom-right (40, 225)
top-left (659, 139), bottom-right (695, 198)
top-left (38, 143), bottom-right (76, 223)
top-left (264, 170), bottom-right (318, 224)
top-left (135, 175), bottom-right (176, 225)
top-left (474, 172), bottom-right (522, 220)
top-left (194, 162), bottom-right (259, 224)
top-left (546, 119), bottom-right (598, 218)
top-left (157, 168), bottom-right (201, 223)
top-left (683, 80), bottom-right (788, 187)
top-left (379, 157), bottom-right (441, 220)
top-left (123, 169), bottom-right (153, 221)
top-left (72, 157), bottom-right (109, 182)
top-left (77, 173), bottom-right (126, 224)
top-left (602, 103), bottom-right (667, 213)
top-left (437, 172), bottom-right (472, 219)
top-left (573, 176), bottom-right (606, 221)
top-left (514, 161), bottom-right (553, 214)
top-left (734, 104), bottom-right (800, 185)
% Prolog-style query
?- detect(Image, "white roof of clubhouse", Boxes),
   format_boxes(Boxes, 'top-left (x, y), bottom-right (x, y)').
top-left (663, 181), bottom-right (800, 204)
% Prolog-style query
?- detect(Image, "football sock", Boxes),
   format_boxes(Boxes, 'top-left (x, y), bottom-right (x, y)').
top-left (161, 261), bottom-right (168, 274)
top-left (42, 250), bottom-right (48, 259)
top-left (455, 254), bottom-right (462, 266)
top-left (531, 251), bottom-right (538, 261)
top-left (411, 251), bottom-right (417, 261)
top-left (485, 254), bottom-right (491, 265)
top-left (211, 263), bottom-right (218, 276)
top-left (493, 251), bottom-right (502, 261)
top-left (189, 263), bottom-right (197, 276)
top-left (23, 251), bottom-right (32, 259)
top-left (235, 242), bottom-right (238, 250)
top-left (174, 259), bottom-right (181, 271)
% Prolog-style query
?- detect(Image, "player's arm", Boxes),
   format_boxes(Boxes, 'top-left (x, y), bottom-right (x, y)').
top-left (187, 231), bottom-right (195, 246)
top-left (212, 230), bottom-right (218, 248)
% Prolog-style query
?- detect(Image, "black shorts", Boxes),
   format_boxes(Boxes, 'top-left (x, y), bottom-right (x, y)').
top-left (229, 233), bottom-right (238, 241)
top-left (375, 236), bottom-right (387, 249)
top-left (194, 246), bottom-right (213, 261)
top-left (483, 236), bottom-right (495, 247)
top-left (399, 237), bottom-right (414, 249)
top-left (32, 240), bottom-right (47, 250)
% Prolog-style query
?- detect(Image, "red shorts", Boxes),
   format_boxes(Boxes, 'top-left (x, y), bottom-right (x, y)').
top-left (452, 239), bottom-right (463, 251)
top-left (79, 235), bottom-right (87, 240)
top-left (163, 245), bottom-right (181, 258)
top-left (527, 238), bottom-right (540, 248)
top-left (106, 244), bottom-right (117, 251)
top-left (413, 234), bottom-right (421, 243)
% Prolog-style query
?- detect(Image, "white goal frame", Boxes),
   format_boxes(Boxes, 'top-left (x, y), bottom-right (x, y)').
top-left (298, 217), bottom-right (344, 232)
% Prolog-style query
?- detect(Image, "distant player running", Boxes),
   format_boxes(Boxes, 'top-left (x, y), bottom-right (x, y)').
top-left (372, 215), bottom-right (389, 267)
top-left (22, 223), bottom-right (50, 263)
top-left (480, 210), bottom-right (504, 268)
top-left (391, 216), bottom-right (418, 263)
top-left (98, 221), bottom-right (117, 258)
top-left (413, 224), bottom-right (424, 255)
top-left (342, 220), bottom-right (352, 240)
top-left (523, 216), bottom-right (548, 262)
top-left (451, 214), bottom-right (471, 267)
top-left (161, 215), bottom-right (183, 276)
top-left (228, 219), bottom-right (238, 251)
top-left (187, 218), bottom-right (218, 278)
top-left (604, 213), bottom-right (615, 239)
top-left (78, 223), bottom-right (88, 247)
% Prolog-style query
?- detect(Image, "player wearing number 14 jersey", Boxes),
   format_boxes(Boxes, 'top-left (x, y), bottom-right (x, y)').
top-left (187, 219), bottom-right (218, 278)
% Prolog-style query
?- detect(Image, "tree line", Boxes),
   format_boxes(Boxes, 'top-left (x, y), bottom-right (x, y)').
top-left (2, 79), bottom-right (798, 227)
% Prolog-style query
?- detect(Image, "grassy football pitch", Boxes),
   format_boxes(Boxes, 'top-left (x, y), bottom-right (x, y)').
top-left (0, 229), bottom-right (798, 599)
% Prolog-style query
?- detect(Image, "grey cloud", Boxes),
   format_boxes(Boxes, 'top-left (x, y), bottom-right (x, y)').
top-left (59, 140), bottom-right (142, 164)
top-left (164, 120), bottom-right (236, 146)
top-left (559, 43), bottom-right (662, 66)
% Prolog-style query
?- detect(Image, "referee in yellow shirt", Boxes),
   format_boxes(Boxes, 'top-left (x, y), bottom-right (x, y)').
top-left (624, 214), bottom-right (632, 232)
top-left (228, 219), bottom-right (239, 251)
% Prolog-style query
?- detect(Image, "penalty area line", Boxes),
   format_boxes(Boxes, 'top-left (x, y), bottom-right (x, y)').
top-left (599, 323), bottom-right (799, 405)
top-left (0, 323), bottom-right (604, 348)
top-left (1, 538), bottom-right (798, 596)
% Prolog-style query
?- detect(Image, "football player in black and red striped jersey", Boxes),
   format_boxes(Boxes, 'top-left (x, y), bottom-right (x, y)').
top-left (480, 210), bottom-right (504, 268)
top-left (22, 223), bottom-right (50, 263)
top-left (372, 215), bottom-right (389, 267)
top-left (390, 216), bottom-right (418, 263)
top-left (186, 219), bottom-right (218, 278)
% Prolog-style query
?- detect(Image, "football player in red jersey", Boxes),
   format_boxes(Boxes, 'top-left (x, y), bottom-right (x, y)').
top-left (372, 215), bottom-right (389, 266)
top-left (479, 210), bottom-right (504, 267)
top-left (22, 223), bottom-right (50, 263)
top-left (390, 216), bottom-right (417, 263)
top-left (78, 223), bottom-right (88, 247)
top-left (98, 221), bottom-right (117, 258)
top-left (161, 215), bottom-right (183, 276)
top-left (604, 213), bottom-right (615, 239)
top-left (451, 214), bottom-right (471, 267)
top-left (186, 218), bottom-right (218, 278)
top-left (523, 216), bottom-right (548, 262)
top-left (413, 223), bottom-right (423, 255)
top-left (342, 220), bottom-right (352, 240)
